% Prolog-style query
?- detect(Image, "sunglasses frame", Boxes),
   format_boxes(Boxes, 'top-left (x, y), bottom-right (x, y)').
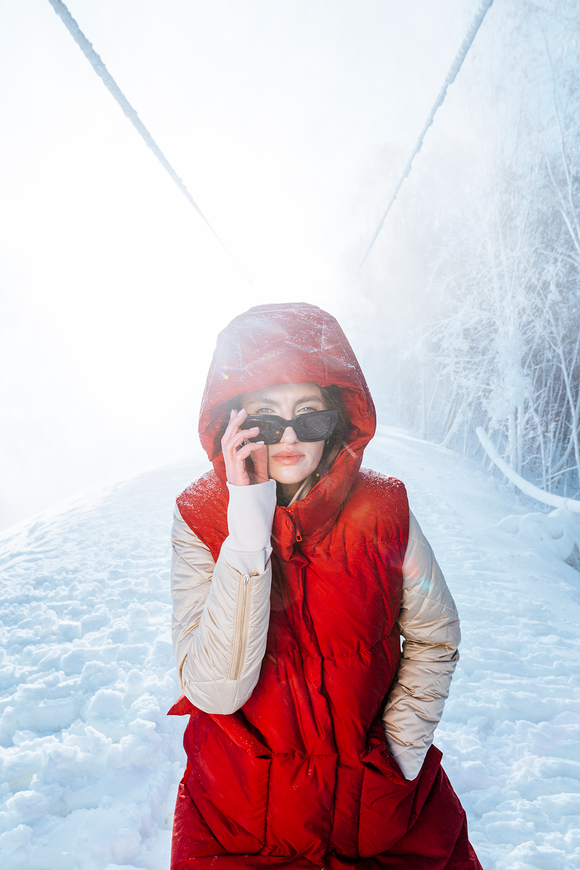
top-left (239, 409), bottom-right (338, 444)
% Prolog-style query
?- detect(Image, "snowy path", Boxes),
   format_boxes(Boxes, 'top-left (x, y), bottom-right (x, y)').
top-left (1, 431), bottom-right (579, 869)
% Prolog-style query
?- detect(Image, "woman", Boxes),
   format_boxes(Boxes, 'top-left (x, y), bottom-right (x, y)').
top-left (169, 303), bottom-right (482, 869)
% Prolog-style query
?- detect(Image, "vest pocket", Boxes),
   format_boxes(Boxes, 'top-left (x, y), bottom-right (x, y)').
top-left (357, 723), bottom-right (441, 857)
top-left (184, 710), bottom-right (271, 854)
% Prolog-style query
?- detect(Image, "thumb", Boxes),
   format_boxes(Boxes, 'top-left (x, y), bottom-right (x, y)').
top-left (252, 444), bottom-right (269, 483)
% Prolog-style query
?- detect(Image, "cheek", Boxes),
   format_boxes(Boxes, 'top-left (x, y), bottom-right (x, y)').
top-left (308, 441), bottom-right (325, 467)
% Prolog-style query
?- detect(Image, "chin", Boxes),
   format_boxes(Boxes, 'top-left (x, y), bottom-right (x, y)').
top-left (268, 448), bottom-right (324, 486)
top-left (272, 469), bottom-right (310, 486)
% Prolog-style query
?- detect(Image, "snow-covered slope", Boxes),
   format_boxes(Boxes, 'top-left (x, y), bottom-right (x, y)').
top-left (1, 431), bottom-right (579, 870)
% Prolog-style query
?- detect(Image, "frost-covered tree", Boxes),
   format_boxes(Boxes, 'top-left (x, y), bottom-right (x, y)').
top-left (350, 0), bottom-right (580, 498)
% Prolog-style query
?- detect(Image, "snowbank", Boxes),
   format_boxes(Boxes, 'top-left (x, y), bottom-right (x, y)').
top-left (496, 507), bottom-right (580, 569)
top-left (0, 460), bottom-right (205, 870)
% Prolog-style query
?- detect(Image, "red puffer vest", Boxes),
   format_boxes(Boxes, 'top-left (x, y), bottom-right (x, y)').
top-left (169, 304), bottom-right (481, 869)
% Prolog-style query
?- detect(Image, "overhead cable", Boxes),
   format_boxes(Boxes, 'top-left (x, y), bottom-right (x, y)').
top-left (353, 0), bottom-right (495, 281)
top-left (47, 0), bottom-right (244, 274)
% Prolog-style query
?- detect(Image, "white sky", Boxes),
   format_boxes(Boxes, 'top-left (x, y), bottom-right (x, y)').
top-left (0, 0), bottom-right (478, 530)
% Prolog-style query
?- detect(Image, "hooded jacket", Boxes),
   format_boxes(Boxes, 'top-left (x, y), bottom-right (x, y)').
top-left (169, 304), bottom-right (481, 869)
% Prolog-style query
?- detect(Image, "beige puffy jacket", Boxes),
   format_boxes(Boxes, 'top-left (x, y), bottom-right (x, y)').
top-left (171, 479), bottom-right (460, 781)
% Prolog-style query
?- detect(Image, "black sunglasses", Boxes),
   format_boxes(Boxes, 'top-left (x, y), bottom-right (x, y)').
top-left (239, 409), bottom-right (338, 444)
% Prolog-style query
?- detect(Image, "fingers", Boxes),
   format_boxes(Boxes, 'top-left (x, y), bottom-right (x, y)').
top-left (222, 409), bottom-right (246, 448)
top-left (222, 408), bottom-right (265, 486)
top-left (223, 409), bottom-right (257, 453)
top-left (250, 443), bottom-right (269, 485)
top-left (234, 439), bottom-right (264, 462)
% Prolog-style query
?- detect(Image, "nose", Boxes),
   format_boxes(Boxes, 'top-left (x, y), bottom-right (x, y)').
top-left (280, 423), bottom-right (298, 444)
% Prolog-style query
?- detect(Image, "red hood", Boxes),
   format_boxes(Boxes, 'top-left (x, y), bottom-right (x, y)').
top-left (199, 303), bottom-right (376, 555)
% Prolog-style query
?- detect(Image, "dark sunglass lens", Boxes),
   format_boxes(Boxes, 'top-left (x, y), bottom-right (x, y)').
top-left (240, 410), bottom-right (338, 443)
top-left (295, 411), bottom-right (336, 441)
top-left (240, 415), bottom-right (284, 444)
top-left (258, 418), bottom-right (284, 443)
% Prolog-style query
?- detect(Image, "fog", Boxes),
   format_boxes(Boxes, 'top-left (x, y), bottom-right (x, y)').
top-left (1, 0), bottom-right (478, 530)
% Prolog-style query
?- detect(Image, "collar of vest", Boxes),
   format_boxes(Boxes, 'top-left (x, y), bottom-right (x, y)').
top-left (272, 448), bottom-right (363, 560)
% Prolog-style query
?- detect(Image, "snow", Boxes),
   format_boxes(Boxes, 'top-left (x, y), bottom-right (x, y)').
top-left (1, 430), bottom-right (580, 869)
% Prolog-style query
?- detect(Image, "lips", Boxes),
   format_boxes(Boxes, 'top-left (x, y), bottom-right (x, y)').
top-left (270, 451), bottom-right (304, 465)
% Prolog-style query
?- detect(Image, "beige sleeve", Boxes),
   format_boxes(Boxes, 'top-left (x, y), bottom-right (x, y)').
top-left (171, 480), bottom-right (276, 715)
top-left (382, 511), bottom-right (460, 780)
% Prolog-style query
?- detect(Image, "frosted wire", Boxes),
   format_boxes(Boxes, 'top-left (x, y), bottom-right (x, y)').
top-left (353, 0), bottom-right (495, 280)
top-left (47, 0), bottom-right (244, 274)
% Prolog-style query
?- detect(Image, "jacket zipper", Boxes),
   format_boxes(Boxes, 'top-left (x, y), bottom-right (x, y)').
top-left (286, 505), bottom-right (302, 542)
top-left (229, 573), bottom-right (254, 680)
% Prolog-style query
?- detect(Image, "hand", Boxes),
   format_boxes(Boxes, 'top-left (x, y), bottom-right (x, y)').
top-left (221, 409), bottom-right (269, 486)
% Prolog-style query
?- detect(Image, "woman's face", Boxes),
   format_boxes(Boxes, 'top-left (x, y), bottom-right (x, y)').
top-left (239, 382), bottom-right (327, 496)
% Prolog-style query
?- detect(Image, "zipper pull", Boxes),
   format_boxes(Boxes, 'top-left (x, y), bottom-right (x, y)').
top-left (286, 504), bottom-right (302, 542)
top-left (242, 574), bottom-right (251, 585)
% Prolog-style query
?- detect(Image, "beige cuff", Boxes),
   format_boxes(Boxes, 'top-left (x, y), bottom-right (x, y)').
top-left (226, 480), bottom-right (276, 552)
